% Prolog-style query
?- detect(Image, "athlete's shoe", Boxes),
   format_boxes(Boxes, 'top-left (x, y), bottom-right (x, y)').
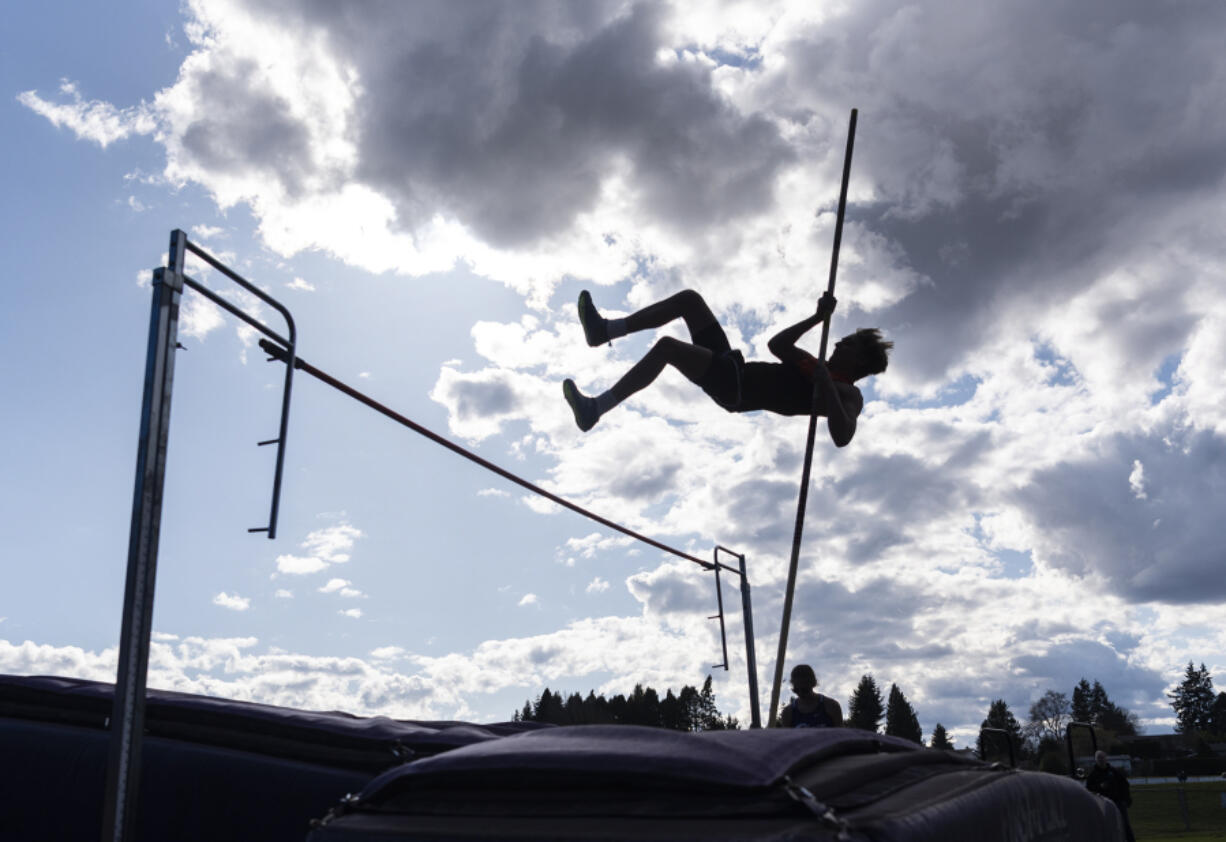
top-left (577, 290), bottom-right (609, 347)
top-left (563, 379), bottom-right (600, 432)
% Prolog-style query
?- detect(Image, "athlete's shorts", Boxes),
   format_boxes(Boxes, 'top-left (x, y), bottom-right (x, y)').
top-left (691, 323), bottom-right (743, 410)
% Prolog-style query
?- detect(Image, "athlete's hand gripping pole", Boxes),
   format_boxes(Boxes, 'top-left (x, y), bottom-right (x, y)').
top-left (768, 108), bottom-right (858, 726)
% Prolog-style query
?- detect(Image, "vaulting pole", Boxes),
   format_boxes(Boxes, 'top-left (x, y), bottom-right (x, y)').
top-left (768, 108), bottom-right (857, 726)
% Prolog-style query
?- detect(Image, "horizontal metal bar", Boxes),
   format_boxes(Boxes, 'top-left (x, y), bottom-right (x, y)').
top-left (259, 339), bottom-right (714, 571)
top-left (184, 240), bottom-right (296, 334)
top-left (181, 277), bottom-right (290, 347)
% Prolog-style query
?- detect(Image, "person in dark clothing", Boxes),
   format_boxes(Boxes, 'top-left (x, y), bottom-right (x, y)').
top-left (778, 665), bottom-right (843, 728)
top-left (562, 289), bottom-right (891, 445)
top-left (1085, 750), bottom-right (1135, 842)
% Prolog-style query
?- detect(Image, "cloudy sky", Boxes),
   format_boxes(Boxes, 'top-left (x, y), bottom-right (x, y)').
top-left (4, 0), bottom-right (1225, 744)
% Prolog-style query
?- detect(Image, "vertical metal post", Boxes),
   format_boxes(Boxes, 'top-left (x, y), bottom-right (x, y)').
top-left (979, 727), bottom-right (1017, 768)
top-left (1065, 721), bottom-right (1098, 778)
top-left (709, 561), bottom-right (729, 671)
top-left (101, 231), bottom-right (186, 842)
top-left (739, 555), bottom-right (762, 729)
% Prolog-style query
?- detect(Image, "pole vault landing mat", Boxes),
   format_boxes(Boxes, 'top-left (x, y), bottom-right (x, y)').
top-left (306, 725), bottom-right (1125, 841)
top-left (0, 674), bottom-right (545, 842)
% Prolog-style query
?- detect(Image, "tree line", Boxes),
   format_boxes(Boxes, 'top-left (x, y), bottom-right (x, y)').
top-left (512, 662), bottom-right (1226, 753)
top-left (976, 677), bottom-right (1141, 772)
top-left (512, 675), bottom-right (739, 731)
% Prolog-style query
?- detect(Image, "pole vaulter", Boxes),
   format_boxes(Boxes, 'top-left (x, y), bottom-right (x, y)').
top-left (768, 108), bottom-right (859, 727)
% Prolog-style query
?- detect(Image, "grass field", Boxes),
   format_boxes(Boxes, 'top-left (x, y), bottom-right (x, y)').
top-left (1131, 781), bottom-right (1226, 841)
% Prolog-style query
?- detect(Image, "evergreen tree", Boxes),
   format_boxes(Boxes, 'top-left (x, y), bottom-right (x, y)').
top-left (1169, 662), bottom-right (1216, 734)
top-left (930, 723), bottom-right (954, 750)
top-left (977, 699), bottom-right (1023, 759)
top-left (678, 685), bottom-right (701, 732)
top-left (847, 674), bottom-right (885, 732)
top-left (1088, 681), bottom-right (1110, 722)
top-left (535, 689), bottom-right (566, 724)
top-left (1071, 679), bottom-right (1094, 724)
top-left (884, 684), bottom-right (923, 743)
top-left (697, 675), bottom-right (722, 731)
top-left (660, 689), bottom-right (682, 731)
top-left (1096, 699), bottom-right (1139, 737)
top-left (1209, 692), bottom-right (1226, 737)
top-left (1069, 679), bottom-right (1138, 738)
top-left (513, 678), bottom-right (739, 731)
top-left (561, 691), bottom-right (586, 725)
top-left (586, 690), bottom-right (612, 724)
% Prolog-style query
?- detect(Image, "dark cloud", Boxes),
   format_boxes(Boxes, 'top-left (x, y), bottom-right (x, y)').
top-left (177, 59), bottom-right (314, 194)
top-left (715, 478), bottom-right (797, 547)
top-left (627, 564), bottom-right (713, 615)
top-left (1011, 639), bottom-right (1168, 715)
top-left (440, 377), bottom-right (520, 419)
top-left (256, 0), bottom-right (796, 246)
top-left (791, 575), bottom-right (927, 658)
top-left (1014, 429), bottom-right (1226, 603)
top-left (780, 0), bottom-right (1226, 384)
top-left (607, 457), bottom-right (682, 502)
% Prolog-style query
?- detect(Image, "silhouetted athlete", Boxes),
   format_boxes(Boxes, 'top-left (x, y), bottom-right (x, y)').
top-left (778, 664), bottom-right (843, 728)
top-left (563, 289), bottom-right (891, 445)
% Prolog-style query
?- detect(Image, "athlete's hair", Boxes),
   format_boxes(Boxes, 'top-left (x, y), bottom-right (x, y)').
top-left (849, 328), bottom-right (893, 376)
top-left (790, 664), bottom-right (818, 688)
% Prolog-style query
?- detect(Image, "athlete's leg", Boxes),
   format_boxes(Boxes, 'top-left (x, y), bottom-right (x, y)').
top-left (624, 289), bottom-right (719, 338)
top-left (564, 336), bottom-right (713, 431)
top-left (577, 289), bottom-right (719, 346)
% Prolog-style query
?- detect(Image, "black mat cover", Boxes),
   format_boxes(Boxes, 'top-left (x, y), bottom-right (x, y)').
top-left (306, 725), bottom-right (1125, 841)
top-left (0, 673), bottom-right (543, 842)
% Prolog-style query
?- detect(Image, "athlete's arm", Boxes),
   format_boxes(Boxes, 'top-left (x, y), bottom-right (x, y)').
top-left (768, 295), bottom-right (859, 447)
top-left (812, 361), bottom-right (859, 447)
top-left (766, 293), bottom-right (835, 367)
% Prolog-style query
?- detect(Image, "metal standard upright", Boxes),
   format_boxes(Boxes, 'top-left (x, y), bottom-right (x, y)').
top-left (102, 230), bottom-right (298, 842)
top-left (719, 546), bottom-right (762, 729)
top-left (101, 234), bottom-right (186, 842)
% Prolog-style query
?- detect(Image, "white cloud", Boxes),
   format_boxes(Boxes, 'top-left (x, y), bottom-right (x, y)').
top-left (566, 532), bottom-right (635, 560)
top-left (370, 646), bottom-right (406, 660)
top-left (286, 276), bottom-right (315, 291)
top-left (318, 578), bottom-right (363, 598)
top-left (191, 224), bottom-right (225, 239)
top-left (586, 577), bottom-right (610, 594)
top-left (1129, 460), bottom-right (1148, 500)
top-left (212, 592), bottom-right (250, 611)
top-left (274, 523), bottom-right (363, 577)
top-left (274, 589), bottom-right (294, 599)
top-left (339, 608), bottom-right (363, 619)
top-left (275, 554), bottom-right (327, 576)
top-left (518, 594), bottom-right (539, 607)
top-left (179, 292), bottom-right (225, 341)
top-left (477, 488), bottom-right (510, 498)
top-left (302, 524), bottom-right (362, 564)
top-left (17, 80), bottom-right (157, 148)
